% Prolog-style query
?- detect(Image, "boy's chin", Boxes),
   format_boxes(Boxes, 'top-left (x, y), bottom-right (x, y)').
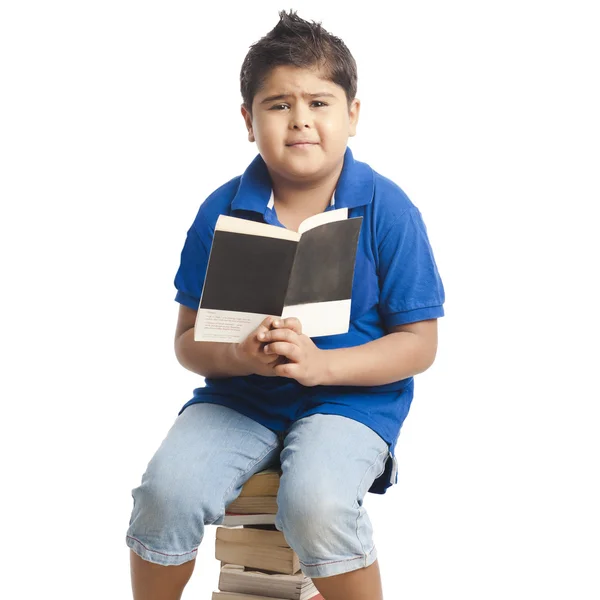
top-left (276, 157), bottom-right (332, 180)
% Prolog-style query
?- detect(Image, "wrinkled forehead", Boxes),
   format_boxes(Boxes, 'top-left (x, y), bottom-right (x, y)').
top-left (255, 64), bottom-right (341, 100)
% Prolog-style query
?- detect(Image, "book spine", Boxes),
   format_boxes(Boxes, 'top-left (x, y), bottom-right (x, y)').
top-left (226, 496), bottom-right (278, 514)
top-left (281, 242), bottom-right (301, 309)
top-left (215, 539), bottom-right (299, 575)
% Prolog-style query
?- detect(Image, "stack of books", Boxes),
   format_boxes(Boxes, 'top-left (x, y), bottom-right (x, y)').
top-left (212, 469), bottom-right (324, 600)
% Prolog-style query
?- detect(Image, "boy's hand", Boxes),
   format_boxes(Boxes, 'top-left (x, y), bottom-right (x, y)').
top-left (260, 318), bottom-right (329, 387)
top-left (235, 316), bottom-right (302, 377)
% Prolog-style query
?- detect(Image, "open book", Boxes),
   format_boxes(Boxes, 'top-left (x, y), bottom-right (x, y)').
top-left (194, 208), bottom-right (362, 343)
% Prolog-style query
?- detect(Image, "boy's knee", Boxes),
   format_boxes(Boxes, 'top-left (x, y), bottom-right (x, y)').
top-left (276, 490), bottom-right (344, 549)
top-left (131, 463), bottom-right (222, 526)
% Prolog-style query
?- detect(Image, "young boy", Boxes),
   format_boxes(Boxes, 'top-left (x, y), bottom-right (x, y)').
top-left (126, 10), bottom-right (444, 600)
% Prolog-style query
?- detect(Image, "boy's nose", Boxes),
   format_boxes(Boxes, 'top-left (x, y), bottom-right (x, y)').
top-left (289, 107), bottom-right (312, 129)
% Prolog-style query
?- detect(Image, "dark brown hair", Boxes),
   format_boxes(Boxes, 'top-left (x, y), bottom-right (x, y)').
top-left (240, 10), bottom-right (357, 114)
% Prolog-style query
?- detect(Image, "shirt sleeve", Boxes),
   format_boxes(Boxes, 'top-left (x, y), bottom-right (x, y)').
top-left (378, 207), bottom-right (445, 328)
top-left (173, 222), bottom-right (211, 310)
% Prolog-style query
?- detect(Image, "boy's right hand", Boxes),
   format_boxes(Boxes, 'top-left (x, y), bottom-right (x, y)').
top-left (234, 316), bottom-right (301, 377)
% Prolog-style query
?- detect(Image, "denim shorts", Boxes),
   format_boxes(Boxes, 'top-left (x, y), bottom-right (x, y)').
top-left (126, 402), bottom-right (390, 578)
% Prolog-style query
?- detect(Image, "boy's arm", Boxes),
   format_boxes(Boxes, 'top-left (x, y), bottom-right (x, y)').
top-left (174, 305), bottom-right (246, 378)
top-left (262, 318), bottom-right (438, 387)
top-left (174, 305), bottom-right (293, 379)
top-left (322, 319), bottom-right (438, 386)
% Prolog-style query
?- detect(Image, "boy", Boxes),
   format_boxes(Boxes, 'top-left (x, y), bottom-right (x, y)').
top-left (126, 10), bottom-right (444, 600)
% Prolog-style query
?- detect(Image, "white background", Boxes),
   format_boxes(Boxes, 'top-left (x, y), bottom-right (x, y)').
top-left (1, 1), bottom-right (599, 598)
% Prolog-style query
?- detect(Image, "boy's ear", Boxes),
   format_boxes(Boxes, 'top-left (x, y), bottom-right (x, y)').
top-left (241, 105), bottom-right (255, 142)
top-left (348, 98), bottom-right (360, 137)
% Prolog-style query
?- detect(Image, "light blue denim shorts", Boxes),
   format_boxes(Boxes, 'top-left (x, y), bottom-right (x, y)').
top-left (126, 403), bottom-right (390, 578)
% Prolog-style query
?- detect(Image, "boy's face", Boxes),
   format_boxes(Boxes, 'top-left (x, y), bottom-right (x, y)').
top-left (241, 65), bottom-right (360, 185)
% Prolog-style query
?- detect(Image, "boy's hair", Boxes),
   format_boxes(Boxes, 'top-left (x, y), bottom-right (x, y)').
top-left (240, 10), bottom-right (357, 114)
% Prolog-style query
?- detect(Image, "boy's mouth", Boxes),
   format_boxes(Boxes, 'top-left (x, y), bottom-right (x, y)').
top-left (286, 141), bottom-right (319, 147)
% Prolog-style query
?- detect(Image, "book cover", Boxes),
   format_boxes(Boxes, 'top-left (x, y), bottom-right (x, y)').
top-left (218, 563), bottom-right (316, 600)
top-left (195, 208), bottom-right (362, 342)
top-left (238, 469), bottom-right (281, 498)
top-left (215, 539), bottom-right (300, 575)
top-left (226, 496), bottom-right (278, 515)
top-left (216, 527), bottom-right (289, 548)
top-left (222, 513), bottom-right (277, 527)
top-left (212, 592), bottom-right (324, 600)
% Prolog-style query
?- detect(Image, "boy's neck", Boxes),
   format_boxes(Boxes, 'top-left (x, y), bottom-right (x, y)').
top-left (269, 161), bottom-right (343, 219)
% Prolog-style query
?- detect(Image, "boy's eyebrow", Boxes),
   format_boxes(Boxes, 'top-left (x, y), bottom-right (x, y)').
top-left (259, 92), bottom-right (337, 104)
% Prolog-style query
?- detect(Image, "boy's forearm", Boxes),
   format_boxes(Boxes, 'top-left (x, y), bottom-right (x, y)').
top-left (321, 331), bottom-right (437, 387)
top-left (175, 328), bottom-right (251, 378)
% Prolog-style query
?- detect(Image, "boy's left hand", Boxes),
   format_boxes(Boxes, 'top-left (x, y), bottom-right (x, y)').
top-left (258, 317), bottom-right (328, 387)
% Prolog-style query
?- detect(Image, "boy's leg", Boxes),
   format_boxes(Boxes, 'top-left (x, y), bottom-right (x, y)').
top-left (275, 414), bottom-right (389, 600)
top-left (310, 559), bottom-right (383, 600)
top-left (130, 550), bottom-right (195, 600)
top-left (126, 402), bottom-right (282, 599)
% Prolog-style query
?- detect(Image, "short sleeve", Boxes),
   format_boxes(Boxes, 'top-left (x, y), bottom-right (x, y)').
top-left (378, 207), bottom-right (445, 327)
top-left (173, 223), bottom-right (211, 310)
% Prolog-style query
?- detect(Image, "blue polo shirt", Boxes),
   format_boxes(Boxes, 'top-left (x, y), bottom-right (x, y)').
top-left (174, 147), bottom-right (445, 494)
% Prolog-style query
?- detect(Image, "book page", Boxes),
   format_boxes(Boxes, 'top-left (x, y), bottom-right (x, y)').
top-left (282, 300), bottom-right (351, 338)
top-left (197, 229), bottom-right (298, 342)
top-left (283, 218), bottom-right (362, 338)
top-left (194, 309), bottom-right (272, 343)
top-left (297, 207), bottom-right (348, 235)
top-left (217, 214), bottom-right (300, 241)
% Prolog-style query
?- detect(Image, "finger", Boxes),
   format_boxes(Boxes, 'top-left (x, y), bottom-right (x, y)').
top-left (257, 353), bottom-right (284, 365)
top-left (264, 341), bottom-right (300, 362)
top-left (261, 315), bottom-right (277, 327)
top-left (271, 355), bottom-right (289, 367)
top-left (268, 318), bottom-right (284, 330)
top-left (273, 361), bottom-right (297, 379)
top-left (256, 316), bottom-right (277, 341)
top-left (262, 328), bottom-right (297, 344)
top-left (281, 317), bottom-right (302, 335)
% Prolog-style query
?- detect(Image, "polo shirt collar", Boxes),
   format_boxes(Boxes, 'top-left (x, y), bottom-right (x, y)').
top-left (230, 146), bottom-right (374, 214)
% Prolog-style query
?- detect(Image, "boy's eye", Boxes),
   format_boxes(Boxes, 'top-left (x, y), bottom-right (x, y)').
top-left (269, 101), bottom-right (328, 110)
